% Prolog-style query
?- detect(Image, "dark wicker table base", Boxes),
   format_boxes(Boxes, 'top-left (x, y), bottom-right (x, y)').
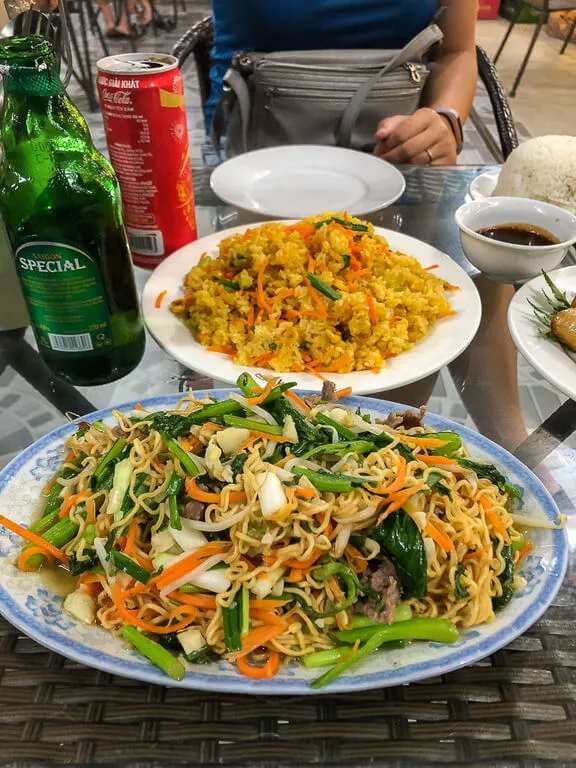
top-left (1, 592), bottom-right (575, 767)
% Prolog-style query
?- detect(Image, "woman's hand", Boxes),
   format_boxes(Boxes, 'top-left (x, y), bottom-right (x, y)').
top-left (373, 108), bottom-right (457, 166)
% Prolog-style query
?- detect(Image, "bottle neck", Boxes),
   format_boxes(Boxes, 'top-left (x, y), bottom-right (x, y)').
top-left (1, 63), bottom-right (92, 146)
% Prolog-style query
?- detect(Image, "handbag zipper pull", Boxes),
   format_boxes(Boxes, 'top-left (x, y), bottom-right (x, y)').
top-left (405, 63), bottom-right (421, 83)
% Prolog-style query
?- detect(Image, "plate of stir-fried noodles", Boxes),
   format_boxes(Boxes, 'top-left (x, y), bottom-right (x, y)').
top-left (0, 376), bottom-right (567, 694)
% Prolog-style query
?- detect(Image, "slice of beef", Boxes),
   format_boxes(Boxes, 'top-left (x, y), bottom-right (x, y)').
top-left (303, 394), bottom-right (321, 408)
top-left (356, 558), bottom-right (401, 624)
top-left (181, 500), bottom-right (204, 521)
top-left (377, 406), bottom-right (426, 430)
top-left (321, 380), bottom-right (337, 403)
top-left (111, 425), bottom-right (128, 438)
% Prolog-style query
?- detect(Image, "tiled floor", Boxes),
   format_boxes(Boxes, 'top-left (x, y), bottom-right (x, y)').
top-left (477, 17), bottom-right (576, 139)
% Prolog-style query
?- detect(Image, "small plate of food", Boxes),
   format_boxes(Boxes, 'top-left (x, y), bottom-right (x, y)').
top-left (508, 266), bottom-right (576, 401)
top-left (142, 213), bottom-right (481, 394)
top-left (0, 379), bottom-right (567, 694)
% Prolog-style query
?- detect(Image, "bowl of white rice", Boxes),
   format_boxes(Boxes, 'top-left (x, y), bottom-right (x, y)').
top-left (493, 136), bottom-right (576, 214)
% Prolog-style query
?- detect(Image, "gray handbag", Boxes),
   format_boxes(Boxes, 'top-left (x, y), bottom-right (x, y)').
top-left (212, 24), bottom-right (443, 158)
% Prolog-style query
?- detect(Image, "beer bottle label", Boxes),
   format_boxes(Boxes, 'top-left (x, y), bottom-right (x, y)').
top-left (14, 241), bottom-right (114, 355)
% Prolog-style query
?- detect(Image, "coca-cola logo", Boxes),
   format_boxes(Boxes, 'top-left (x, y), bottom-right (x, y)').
top-left (101, 89), bottom-right (131, 105)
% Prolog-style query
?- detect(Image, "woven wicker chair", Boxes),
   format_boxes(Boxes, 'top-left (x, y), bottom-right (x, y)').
top-left (173, 15), bottom-right (518, 161)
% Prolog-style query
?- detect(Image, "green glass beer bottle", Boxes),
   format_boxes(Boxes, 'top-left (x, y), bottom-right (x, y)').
top-left (0, 36), bottom-right (145, 385)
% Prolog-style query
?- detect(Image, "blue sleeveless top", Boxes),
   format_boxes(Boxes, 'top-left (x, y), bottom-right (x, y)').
top-left (206, 0), bottom-right (437, 128)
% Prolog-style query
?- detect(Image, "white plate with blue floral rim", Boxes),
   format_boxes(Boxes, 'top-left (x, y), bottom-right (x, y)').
top-left (0, 391), bottom-right (567, 695)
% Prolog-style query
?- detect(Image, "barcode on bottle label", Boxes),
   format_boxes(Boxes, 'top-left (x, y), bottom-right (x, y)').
top-left (48, 332), bottom-right (94, 352)
top-left (127, 228), bottom-right (164, 256)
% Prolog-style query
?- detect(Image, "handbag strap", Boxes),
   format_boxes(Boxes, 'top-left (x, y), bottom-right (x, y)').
top-left (336, 23), bottom-right (444, 148)
top-left (211, 67), bottom-right (251, 158)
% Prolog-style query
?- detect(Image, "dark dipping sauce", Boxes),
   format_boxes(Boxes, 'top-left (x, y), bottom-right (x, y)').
top-left (476, 223), bottom-right (560, 247)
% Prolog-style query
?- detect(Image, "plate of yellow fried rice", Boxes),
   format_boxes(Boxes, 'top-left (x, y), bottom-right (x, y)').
top-left (142, 213), bottom-right (481, 394)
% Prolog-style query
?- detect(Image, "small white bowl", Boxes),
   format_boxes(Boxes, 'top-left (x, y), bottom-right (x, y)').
top-left (454, 196), bottom-right (576, 283)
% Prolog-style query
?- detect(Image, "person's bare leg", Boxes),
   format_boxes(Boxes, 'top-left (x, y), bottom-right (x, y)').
top-left (114, 2), bottom-right (131, 35)
top-left (98, 0), bottom-right (116, 33)
top-left (137, 0), bottom-right (152, 26)
top-left (449, 276), bottom-right (528, 452)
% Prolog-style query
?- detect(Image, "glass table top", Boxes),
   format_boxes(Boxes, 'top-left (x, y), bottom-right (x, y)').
top-left (0, 164), bottom-right (575, 767)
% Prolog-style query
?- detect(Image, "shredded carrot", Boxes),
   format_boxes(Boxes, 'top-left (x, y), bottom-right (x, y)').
top-left (245, 377), bottom-right (279, 406)
top-left (155, 290), bottom-right (167, 309)
top-left (202, 422), bottom-right (224, 432)
top-left (238, 436), bottom-right (258, 452)
top-left (283, 309), bottom-right (299, 321)
top-left (17, 545), bottom-right (54, 572)
top-left (124, 517), bottom-right (139, 557)
top-left (283, 550), bottom-right (322, 570)
top-left (250, 351), bottom-right (278, 367)
top-left (285, 391), bottom-right (310, 412)
top-left (307, 253), bottom-right (315, 272)
top-left (247, 304), bottom-right (255, 330)
top-left (463, 548), bottom-right (485, 563)
top-left (116, 535), bottom-right (127, 550)
top-left (249, 599), bottom-right (288, 611)
top-left (344, 544), bottom-right (368, 573)
top-left (355, 268), bottom-right (372, 278)
top-left (477, 494), bottom-right (491, 510)
top-left (368, 454), bottom-right (407, 497)
top-left (289, 568), bottom-right (302, 582)
top-left (0, 514), bottom-right (69, 565)
top-left (155, 541), bottom-right (230, 592)
top-left (185, 477), bottom-right (247, 505)
top-left (365, 291), bottom-right (378, 325)
top-left (232, 624), bottom-right (287, 660)
top-left (309, 289), bottom-right (328, 319)
top-left (113, 582), bottom-right (196, 633)
top-left (59, 490), bottom-right (90, 519)
top-left (425, 521), bottom-right (454, 552)
top-left (207, 346), bottom-right (237, 355)
top-left (168, 591), bottom-right (217, 610)
top-left (250, 608), bottom-right (287, 628)
top-left (269, 288), bottom-right (294, 303)
top-left (329, 575), bottom-right (345, 602)
top-left (319, 356), bottom-right (353, 373)
top-left (377, 484), bottom-right (424, 522)
top-left (294, 487), bottom-right (316, 500)
top-left (276, 453), bottom-right (295, 468)
top-left (268, 502), bottom-right (294, 522)
top-left (417, 454), bottom-right (455, 466)
top-left (518, 540), bottom-right (534, 561)
top-left (237, 649), bottom-right (280, 679)
top-left (425, 264), bottom-right (439, 271)
top-left (486, 509), bottom-right (511, 544)
top-left (333, 386), bottom-right (352, 400)
top-left (388, 431), bottom-right (448, 450)
top-left (304, 365), bottom-right (326, 381)
top-left (248, 430), bottom-right (292, 443)
top-left (256, 258), bottom-right (272, 313)
top-left (286, 223), bottom-right (315, 238)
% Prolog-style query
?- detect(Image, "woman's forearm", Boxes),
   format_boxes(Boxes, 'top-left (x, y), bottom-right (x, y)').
top-left (421, 49), bottom-right (477, 123)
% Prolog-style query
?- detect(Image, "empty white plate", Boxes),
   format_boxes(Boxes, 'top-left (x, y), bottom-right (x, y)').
top-left (210, 145), bottom-right (406, 218)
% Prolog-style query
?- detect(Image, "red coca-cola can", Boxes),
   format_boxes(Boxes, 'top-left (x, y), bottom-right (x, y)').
top-left (96, 53), bottom-right (197, 268)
